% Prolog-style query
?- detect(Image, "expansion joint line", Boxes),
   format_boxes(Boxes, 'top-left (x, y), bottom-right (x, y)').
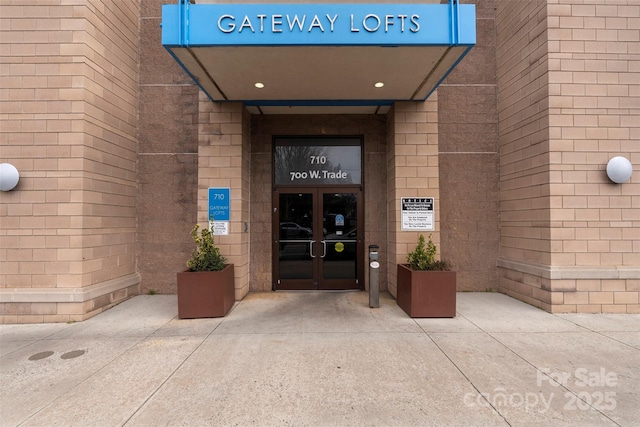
top-left (439, 314), bottom-right (621, 426)
top-left (413, 317), bottom-right (512, 426)
top-left (121, 303), bottom-right (239, 425)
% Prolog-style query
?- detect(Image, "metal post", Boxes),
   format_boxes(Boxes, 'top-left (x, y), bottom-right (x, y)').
top-left (369, 245), bottom-right (379, 308)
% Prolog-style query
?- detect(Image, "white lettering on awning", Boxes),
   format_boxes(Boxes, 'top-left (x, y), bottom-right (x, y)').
top-left (217, 13), bottom-right (420, 34)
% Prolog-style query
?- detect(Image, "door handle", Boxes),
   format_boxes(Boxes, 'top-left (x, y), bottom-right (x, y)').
top-left (309, 240), bottom-right (316, 258)
top-left (321, 240), bottom-right (327, 258)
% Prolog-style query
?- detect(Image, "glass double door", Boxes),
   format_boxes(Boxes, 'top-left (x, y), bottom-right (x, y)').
top-left (274, 188), bottom-right (363, 290)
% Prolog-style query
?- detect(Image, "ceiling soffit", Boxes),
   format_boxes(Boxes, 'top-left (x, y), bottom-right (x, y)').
top-left (162, 2), bottom-right (476, 113)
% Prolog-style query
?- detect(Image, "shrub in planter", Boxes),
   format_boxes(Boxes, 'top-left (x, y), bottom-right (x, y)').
top-left (406, 234), bottom-right (451, 272)
top-left (397, 234), bottom-right (456, 318)
top-left (186, 224), bottom-right (226, 272)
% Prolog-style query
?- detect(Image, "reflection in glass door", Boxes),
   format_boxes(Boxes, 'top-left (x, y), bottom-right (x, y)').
top-left (274, 189), bottom-right (362, 291)
top-left (276, 191), bottom-right (315, 290)
top-left (320, 192), bottom-right (359, 289)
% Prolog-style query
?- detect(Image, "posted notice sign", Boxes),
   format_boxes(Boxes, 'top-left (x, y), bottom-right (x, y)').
top-left (209, 221), bottom-right (229, 236)
top-left (401, 197), bottom-right (434, 231)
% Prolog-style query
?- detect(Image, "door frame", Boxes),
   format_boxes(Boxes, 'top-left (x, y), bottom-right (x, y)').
top-left (272, 187), bottom-right (364, 291)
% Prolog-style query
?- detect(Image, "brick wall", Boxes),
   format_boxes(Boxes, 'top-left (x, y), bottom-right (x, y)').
top-left (1, 0), bottom-right (140, 323)
top-left (197, 100), bottom-right (251, 300)
top-left (496, 0), bottom-right (639, 313)
top-left (547, 0), bottom-right (639, 270)
top-left (387, 99), bottom-right (440, 298)
top-left (496, 0), bottom-right (556, 309)
top-left (546, 0), bottom-right (639, 313)
top-left (497, 0), bottom-right (551, 266)
top-left (137, 0), bottom-right (199, 295)
top-left (439, 0), bottom-right (500, 291)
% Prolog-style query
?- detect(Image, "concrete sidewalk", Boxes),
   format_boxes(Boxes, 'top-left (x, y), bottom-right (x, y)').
top-left (1, 292), bottom-right (638, 426)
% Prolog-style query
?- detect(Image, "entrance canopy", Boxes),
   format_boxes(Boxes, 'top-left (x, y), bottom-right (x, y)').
top-left (162, 2), bottom-right (475, 114)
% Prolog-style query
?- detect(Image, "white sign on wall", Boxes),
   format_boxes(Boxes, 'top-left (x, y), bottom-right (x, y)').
top-left (401, 197), bottom-right (434, 231)
top-left (209, 221), bottom-right (229, 236)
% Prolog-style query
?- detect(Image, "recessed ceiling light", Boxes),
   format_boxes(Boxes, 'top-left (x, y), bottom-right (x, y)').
top-left (374, 82), bottom-right (384, 88)
top-left (254, 82), bottom-right (265, 89)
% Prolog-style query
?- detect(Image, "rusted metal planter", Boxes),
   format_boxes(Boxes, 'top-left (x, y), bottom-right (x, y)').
top-left (177, 264), bottom-right (235, 319)
top-left (396, 264), bottom-right (456, 318)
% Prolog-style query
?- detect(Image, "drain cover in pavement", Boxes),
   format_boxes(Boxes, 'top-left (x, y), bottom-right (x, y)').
top-left (28, 351), bottom-right (55, 361)
top-left (61, 350), bottom-right (86, 360)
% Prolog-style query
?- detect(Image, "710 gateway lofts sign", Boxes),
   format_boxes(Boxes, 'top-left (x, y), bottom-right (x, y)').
top-left (208, 188), bottom-right (230, 235)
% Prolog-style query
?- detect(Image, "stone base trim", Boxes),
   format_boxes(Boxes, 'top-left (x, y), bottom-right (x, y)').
top-left (0, 274), bottom-right (141, 303)
top-left (0, 274), bottom-right (141, 324)
top-left (497, 258), bottom-right (640, 282)
top-left (497, 259), bottom-right (640, 314)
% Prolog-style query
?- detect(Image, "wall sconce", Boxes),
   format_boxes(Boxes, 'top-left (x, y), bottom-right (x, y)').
top-left (606, 156), bottom-right (633, 184)
top-left (0, 163), bottom-right (20, 191)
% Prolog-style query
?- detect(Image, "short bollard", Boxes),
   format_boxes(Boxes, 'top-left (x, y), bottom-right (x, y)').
top-left (369, 244), bottom-right (379, 308)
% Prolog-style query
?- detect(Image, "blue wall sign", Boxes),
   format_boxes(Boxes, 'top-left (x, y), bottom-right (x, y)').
top-left (208, 188), bottom-right (230, 221)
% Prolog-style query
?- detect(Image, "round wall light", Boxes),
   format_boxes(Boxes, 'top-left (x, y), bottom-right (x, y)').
top-left (606, 156), bottom-right (633, 184)
top-left (374, 82), bottom-right (384, 88)
top-left (254, 82), bottom-right (265, 89)
top-left (0, 163), bottom-right (20, 191)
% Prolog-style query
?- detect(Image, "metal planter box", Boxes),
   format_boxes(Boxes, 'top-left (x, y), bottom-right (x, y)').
top-left (177, 264), bottom-right (235, 318)
top-left (396, 264), bottom-right (456, 318)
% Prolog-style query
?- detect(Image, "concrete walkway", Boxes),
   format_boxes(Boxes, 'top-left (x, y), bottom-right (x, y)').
top-left (1, 292), bottom-right (638, 427)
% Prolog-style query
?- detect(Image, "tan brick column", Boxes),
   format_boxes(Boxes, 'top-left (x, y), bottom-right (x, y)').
top-left (197, 98), bottom-right (251, 300)
top-left (0, 1), bottom-right (140, 323)
top-left (386, 99), bottom-right (440, 297)
top-left (496, 0), bottom-right (639, 313)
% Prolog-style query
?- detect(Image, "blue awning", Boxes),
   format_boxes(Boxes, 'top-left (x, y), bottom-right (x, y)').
top-left (161, 2), bottom-right (475, 110)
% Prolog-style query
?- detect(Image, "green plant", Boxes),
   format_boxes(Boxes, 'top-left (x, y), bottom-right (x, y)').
top-left (406, 234), bottom-right (451, 271)
top-left (147, 289), bottom-right (159, 295)
top-left (186, 224), bottom-right (226, 272)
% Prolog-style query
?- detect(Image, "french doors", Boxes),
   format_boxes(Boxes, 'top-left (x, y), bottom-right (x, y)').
top-left (274, 187), bottom-right (363, 290)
